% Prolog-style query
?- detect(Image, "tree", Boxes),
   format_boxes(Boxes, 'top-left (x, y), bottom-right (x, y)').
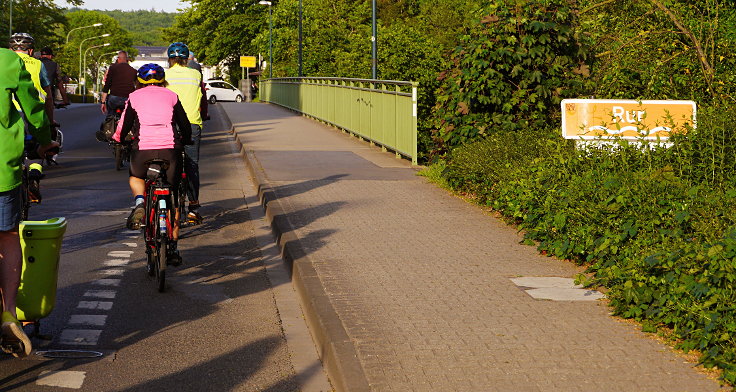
top-left (430, 0), bottom-right (592, 154)
top-left (579, 0), bottom-right (736, 102)
top-left (59, 10), bottom-right (136, 89)
top-left (2, 0), bottom-right (80, 48)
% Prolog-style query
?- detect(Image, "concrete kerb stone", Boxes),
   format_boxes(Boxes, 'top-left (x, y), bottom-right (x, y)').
top-left (224, 107), bottom-right (369, 392)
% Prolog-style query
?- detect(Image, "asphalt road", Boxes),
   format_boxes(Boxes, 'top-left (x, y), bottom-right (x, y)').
top-left (0, 104), bottom-right (329, 391)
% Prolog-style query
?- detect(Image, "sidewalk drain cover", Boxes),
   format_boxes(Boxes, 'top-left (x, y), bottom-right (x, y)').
top-left (511, 277), bottom-right (604, 301)
top-left (36, 350), bottom-right (104, 359)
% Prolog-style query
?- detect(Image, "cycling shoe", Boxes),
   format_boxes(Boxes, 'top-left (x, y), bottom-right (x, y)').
top-left (167, 250), bottom-right (182, 267)
top-left (187, 211), bottom-right (203, 225)
top-left (126, 204), bottom-right (145, 230)
top-left (1, 312), bottom-right (31, 358)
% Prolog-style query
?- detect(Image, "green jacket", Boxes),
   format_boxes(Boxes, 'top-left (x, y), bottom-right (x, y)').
top-left (0, 48), bottom-right (51, 192)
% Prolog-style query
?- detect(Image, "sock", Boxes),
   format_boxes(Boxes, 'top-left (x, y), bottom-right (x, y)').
top-left (134, 195), bottom-right (144, 206)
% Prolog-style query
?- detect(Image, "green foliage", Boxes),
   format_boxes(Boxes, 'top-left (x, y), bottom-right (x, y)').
top-left (430, 0), bottom-right (593, 155)
top-left (2, 0), bottom-right (78, 49)
top-left (439, 102), bottom-right (736, 383)
top-left (97, 10), bottom-right (177, 46)
top-left (58, 11), bottom-right (136, 86)
top-left (578, 0), bottom-right (736, 102)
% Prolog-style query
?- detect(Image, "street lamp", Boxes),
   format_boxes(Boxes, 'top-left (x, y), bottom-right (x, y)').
top-left (371, 0), bottom-right (377, 79)
top-left (66, 22), bottom-right (103, 44)
top-left (258, 1), bottom-right (272, 78)
top-left (80, 42), bottom-right (110, 103)
top-left (8, 0), bottom-right (12, 40)
top-left (79, 33), bottom-right (111, 82)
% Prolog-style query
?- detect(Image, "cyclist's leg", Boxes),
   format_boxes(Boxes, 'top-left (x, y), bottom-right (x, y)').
top-left (126, 150), bottom-right (148, 229)
top-left (0, 186), bottom-right (32, 357)
top-left (184, 124), bottom-right (202, 223)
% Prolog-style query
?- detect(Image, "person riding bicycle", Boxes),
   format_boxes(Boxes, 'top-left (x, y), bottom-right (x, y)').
top-left (0, 47), bottom-right (58, 357)
top-left (113, 63), bottom-right (192, 265)
top-left (166, 42), bottom-right (205, 225)
top-left (100, 51), bottom-right (136, 116)
top-left (39, 47), bottom-right (70, 108)
top-left (10, 33), bottom-right (56, 201)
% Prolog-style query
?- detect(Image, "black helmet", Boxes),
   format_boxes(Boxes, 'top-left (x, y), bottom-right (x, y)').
top-left (9, 33), bottom-right (34, 51)
top-left (40, 47), bottom-right (54, 56)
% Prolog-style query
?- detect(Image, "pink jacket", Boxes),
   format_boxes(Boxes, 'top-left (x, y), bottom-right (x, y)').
top-left (113, 85), bottom-right (191, 150)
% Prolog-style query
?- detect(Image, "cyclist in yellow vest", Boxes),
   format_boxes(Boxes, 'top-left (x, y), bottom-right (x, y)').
top-left (10, 33), bottom-right (56, 202)
top-left (10, 33), bottom-right (54, 125)
top-left (166, 42), bottom-right (204, 224)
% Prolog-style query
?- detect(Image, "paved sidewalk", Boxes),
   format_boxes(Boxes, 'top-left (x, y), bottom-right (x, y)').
top-left (221, 102), bottom-right (724, 392)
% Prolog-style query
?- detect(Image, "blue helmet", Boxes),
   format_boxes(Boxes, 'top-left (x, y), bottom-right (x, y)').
top-left (167, 42), bottom-right (189, 59)
top-left (137, 63), bottom-right (165, 84)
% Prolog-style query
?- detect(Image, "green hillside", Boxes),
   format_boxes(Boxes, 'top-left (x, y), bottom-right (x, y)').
top-left (67, 8), bottom-right (177, 46)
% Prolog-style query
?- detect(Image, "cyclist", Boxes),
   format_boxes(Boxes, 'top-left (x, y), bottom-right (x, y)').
top-left (39, 47), bottom-right (70, 107)
top-left (166, 42), bottom-right (204, 224)
top-left (10, 33), bottom-right (54, 201)
top-left (0, 47), bottom-right (58, 357)
top-left (113, 64), bottom-right (192, 265)
top-left (100, 51), bottom-right (136, 116)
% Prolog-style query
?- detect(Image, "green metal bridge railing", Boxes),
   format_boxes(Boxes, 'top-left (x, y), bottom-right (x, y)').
top-left (261, 77), bottom-right (418, 164)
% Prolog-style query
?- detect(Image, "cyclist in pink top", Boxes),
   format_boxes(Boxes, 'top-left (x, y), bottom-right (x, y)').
top-left (113, 64), bottom-right (192, 263)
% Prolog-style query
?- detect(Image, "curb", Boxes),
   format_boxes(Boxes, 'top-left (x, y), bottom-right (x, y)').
top-left (218, 104), bottom-right (370, 392)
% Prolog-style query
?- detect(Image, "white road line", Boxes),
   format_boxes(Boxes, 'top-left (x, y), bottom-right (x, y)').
top-left (92, 278), bottom-right (121, 287)
top-left (68, 315), bottom-right (107, 327)
top-left (83, 290), bottom-right (116, 299)
top-left (99, 269), bottom-right (124, 276)
top-left (103, 259), bottom-right (129, 267)
top-left (121, 242), bottom-right (138, 247)
top-left (36, 371), bottom-right (87, 389)
top-left (77, 301), bottom-right (113, 310)
top-left (59, 329), bottom-right (102, 346)
top-left (107, 251), bottom-right (134, 258)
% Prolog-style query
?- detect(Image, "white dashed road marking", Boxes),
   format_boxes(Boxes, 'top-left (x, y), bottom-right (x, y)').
top-left (103, 259), bottom-right (129, 267)
top-left (36, 371), bottom-right (87, 389)
top-left (59, 329), bottom-right (102, 346)
top-left (77, 301), bottom-right (113, 310)
top-left (83, 290), bottom-right (116, 299)
top-left (68, 315), bottom-right (108, 327)
top-left (107, 251), bottom-right (134, 258)
top-left (93, 278), bottom-right (121, 287)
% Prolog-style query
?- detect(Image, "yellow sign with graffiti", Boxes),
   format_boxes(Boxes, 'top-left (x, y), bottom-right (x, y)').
top-left (561, 99), bottom-right (696, 140)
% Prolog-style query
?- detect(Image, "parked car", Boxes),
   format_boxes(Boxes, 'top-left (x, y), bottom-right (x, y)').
top-left (204, 79), bottom-right (244, 103)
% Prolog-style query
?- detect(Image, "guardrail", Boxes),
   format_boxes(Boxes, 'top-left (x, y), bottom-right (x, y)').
top-left (261, 77), bottom-right (418, 164)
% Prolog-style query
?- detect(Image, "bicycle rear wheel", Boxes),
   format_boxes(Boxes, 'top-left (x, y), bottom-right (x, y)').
top-left (114, 144), bottom-right (124, 171)
top-left (156, 236), bottom-right (166, 292)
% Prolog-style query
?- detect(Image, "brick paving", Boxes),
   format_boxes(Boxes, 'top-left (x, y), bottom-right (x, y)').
top-left (221, 102), bottom-right (725, 391)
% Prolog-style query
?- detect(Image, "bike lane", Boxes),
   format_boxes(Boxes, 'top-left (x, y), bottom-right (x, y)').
top-left (0, 104), bottom-right (330, 391)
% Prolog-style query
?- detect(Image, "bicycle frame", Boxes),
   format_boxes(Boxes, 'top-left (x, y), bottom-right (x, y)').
top-left (141, 160), bottom-right (177, 292)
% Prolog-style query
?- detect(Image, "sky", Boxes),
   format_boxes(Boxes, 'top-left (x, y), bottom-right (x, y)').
top-left (60, 0), bottom-right (188, 13)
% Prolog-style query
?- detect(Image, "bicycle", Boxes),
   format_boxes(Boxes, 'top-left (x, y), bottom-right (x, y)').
top-left (140, 158), bottom-right (179, 292)
top-left (96, 106), bottom-right (130, 170)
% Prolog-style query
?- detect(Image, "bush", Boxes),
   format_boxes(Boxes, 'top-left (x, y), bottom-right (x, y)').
top-left (439, 103), bottom-right (736, 383)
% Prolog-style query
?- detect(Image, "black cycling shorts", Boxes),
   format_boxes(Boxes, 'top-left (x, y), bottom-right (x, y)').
top-left (129, 149), bottom-right (180, 186)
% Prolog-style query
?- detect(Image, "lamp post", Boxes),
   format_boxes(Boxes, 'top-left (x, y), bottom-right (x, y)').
top-left (258, 1), bottom-right (272, 78)
top-left (81, 42), bottom-right (110, 102)
top-left (95, 50), bottom-right (118, 95)
top-left (298, 0), bottom-right (302, 76)
top-left (8, 0), bottom-right (12, 39)
top-left (371, 0), bottom-right (377, 79)
top-left (66, 22), bottom-right (103, 44)
top-left (79, 33), bottom-right (111, 82)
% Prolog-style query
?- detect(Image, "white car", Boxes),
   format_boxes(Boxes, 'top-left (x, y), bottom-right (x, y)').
top-left (204, 79), bottom-right (244, 103)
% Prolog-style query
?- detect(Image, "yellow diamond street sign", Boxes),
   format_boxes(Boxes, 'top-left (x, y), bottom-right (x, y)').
top-left (240, 56), bottom-right (257, 68)
top-left (561, 99), bottom-right (697, 141)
